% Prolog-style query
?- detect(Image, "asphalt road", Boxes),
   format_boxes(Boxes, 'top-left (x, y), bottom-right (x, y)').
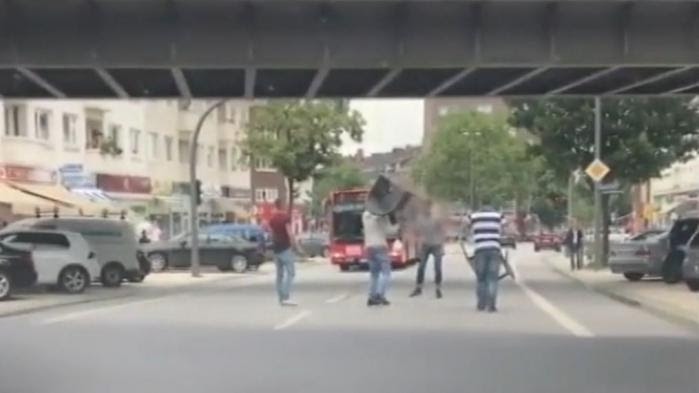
top-left (1, 244), bottom-right (697, 393)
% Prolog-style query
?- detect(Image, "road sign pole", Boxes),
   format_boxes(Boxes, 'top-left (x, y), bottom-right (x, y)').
top-left (593, 97), bottom-right (603, 266)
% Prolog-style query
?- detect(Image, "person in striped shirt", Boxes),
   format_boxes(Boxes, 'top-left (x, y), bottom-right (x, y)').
top-left (469, 204), bottom-right (504, 312)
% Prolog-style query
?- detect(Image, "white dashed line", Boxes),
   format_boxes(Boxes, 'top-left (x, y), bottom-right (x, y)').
top-left (274, 310), bottom-right (312, 330)
top-left (325, 293), bottom-right (350, 304)
top-left (516, 280), bottom-right (595, 338)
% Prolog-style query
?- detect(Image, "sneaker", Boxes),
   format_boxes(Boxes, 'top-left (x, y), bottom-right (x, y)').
top-left (436, 288), bottom-right (443, 299)
top-left (487, 306), bottom-right (498, 313)
top-left (281, 300), bottom-right (298, 307)
top-left (367, 296), bottom-right (381, 307)
top-left (379, 296), bottom-right (391, 306)
top-left (409, 288), bottom-right (422, 297)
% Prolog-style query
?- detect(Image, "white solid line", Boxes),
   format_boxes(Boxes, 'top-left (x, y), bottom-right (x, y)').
top-left (516, 281), bottom-right (595, 338)
top-left (274, 310), bottom-right (312, 330)
top-left (325, 293), bottom-right (349, 304)
top-left (39, 296), bottom-right (172, 325)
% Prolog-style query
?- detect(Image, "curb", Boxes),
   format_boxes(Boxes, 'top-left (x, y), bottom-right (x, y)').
top-left (543, 256), bottom-right (699, 334)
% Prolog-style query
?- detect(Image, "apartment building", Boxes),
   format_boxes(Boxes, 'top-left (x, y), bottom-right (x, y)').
top-left (0, 99), bottom-right (253, 237)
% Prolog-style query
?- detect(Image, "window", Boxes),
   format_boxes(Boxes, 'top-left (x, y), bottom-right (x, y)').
top-left (207, 146), bottom-right (214, 168)
top-left (85, 117), bottom-right (104, 149)
top-left (129, 128), bottom-right (141, 155)
top-left (149, 132), bottom-right (159, 159)
top-left (255, 188), bottom-right (278, 202)
top-left (254, 157), bottom-right (275, 171)
top-left (164, 136), bottom-right (173, 161)
top-left (230, 147), bottom-right (238, 170)
top-left (178, 140), bottom-right (190, 164)
top-left (218, 148), bottom-right (227, 170)
top-left (108, 124), bottom-right (122, 148)
top-left (62, 114), bottom-right (78, 146)
top-left (34, 109), bottom-right (51, 140)
top-left (2, 232), bottom-right (70, 249)
top-left (4, 105), bottom-right (26, 137)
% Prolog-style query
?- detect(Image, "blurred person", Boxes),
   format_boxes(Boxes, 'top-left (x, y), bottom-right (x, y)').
top-left (564, 224), bottom-right (584, 270)
top-left (410, 202), bottom-right (446, 299)
top-left (469, 201), bottom-right (504, 312)
top-left (363, 209), bottom-right (398, 306)
top-left (269, 198), bottom-right (297, 306)
top-left (138, 230), bottom-right (151, 244)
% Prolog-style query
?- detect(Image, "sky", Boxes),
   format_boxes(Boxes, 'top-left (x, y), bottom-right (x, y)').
top-left (342, 99), bottom-right (424, 156)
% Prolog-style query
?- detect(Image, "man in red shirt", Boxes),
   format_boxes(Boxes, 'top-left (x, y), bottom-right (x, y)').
top-left (268, 198), bottom-right (297, 306)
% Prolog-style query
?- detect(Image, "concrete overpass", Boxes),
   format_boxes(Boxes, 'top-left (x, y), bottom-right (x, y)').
top-left (2, 0), bottom-right (699, 99)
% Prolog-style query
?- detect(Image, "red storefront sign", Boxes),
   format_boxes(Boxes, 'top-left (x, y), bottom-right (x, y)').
top-left (0, 165), bottom-right (57, 184)
top-left (96, 174), bottom-right (152, 194)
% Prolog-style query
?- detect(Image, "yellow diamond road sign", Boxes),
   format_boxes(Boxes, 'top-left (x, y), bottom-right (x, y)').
top-left (585, 159), bottom-right (610, 182)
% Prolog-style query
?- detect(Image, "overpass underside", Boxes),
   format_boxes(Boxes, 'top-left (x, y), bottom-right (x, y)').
top-left (2, 0), bottom-right (699, 99)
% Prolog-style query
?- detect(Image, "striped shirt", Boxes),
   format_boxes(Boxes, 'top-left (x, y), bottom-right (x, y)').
top-left (469, 210), bottom-right (504, 252)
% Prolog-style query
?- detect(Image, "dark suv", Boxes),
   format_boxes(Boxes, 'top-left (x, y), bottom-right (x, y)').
top-left (0, 242), bottom-right (36, 300)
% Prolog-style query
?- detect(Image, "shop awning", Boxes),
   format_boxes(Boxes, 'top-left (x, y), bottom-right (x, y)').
top-left (8, 182), bottom-right (116, 216)
top-left (0, 182), bottom-right (64, 216)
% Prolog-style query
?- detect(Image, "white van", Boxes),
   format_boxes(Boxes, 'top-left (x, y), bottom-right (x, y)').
top-left (5, 218), bottom-right (143, 287)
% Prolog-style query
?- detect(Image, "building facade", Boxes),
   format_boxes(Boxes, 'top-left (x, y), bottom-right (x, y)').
top-left (0, 99), bottom-right (253, 238)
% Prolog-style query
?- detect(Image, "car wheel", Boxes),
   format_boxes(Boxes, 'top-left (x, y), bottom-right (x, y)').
top-left (623, 272), bottom-right (644, 282)
top-left (686, 279), bottom-right (699, 292)
top-left (101, 264), bottom-right (123, 288)
top-left (340, 265), bottom-right (350, 272)
top-left (534, 246), bottom-right (540, 252)
top-left (0, 271), bottom-right (12, 300)
top-left (148, 253), bottom-right (168, 273)
top-left (60, 266), bottom-right (88, 294)
top-left (230, 255), bottom-right (249, 273)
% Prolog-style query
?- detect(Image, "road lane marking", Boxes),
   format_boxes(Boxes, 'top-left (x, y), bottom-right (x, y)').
top-left (274, 310), bottom-right (312, 330)
top-left (516, 281), bottom-right (595, 338)
top-left (325, 293), bottom-right (349, 304)
top-left (39, 296), bottom-right (176, 325)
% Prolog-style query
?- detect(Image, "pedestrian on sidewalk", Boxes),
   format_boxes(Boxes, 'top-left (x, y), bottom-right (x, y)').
top-left (564, 224), bottom-right (584, 270)
top-left (410, 202), bottom-right (445, 299)
top-left (363, 209), bottom-right (399, 306)
top-left (269, 198), bottom-right (297, 307)
top-left (469, 202), bottom-right (504, 312)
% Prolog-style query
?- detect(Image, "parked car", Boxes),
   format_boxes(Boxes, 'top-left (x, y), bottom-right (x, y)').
top-left (297, 232), bottom-right (329, 257)
top-left (681, 229), bottom-right (699, 292)
top-left (204, 223), bottom-right (271, 260)
top-left (533, 232), bottom-right (561, 252)
top-left (0, 242), bottom-right (37, 300)
top-left (0, 230), bottom-right (99, 294)
top-left (501, 233), bottom-right (517, 249)
top-left (659, 215), bottom-right (699, 284)
top-left (143, 232), bottom-right (264, 273)
top-left (4, 218), bottom-right (144, 286)
top-left (609, 229), bottom-right (668, 281)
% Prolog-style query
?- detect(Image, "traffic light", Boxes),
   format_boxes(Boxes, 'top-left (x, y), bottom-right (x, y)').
top-left (195, 180), bottom-right (203, 206)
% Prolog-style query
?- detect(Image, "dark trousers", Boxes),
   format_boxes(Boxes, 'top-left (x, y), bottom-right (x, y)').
top-left (569, 246), bottom-right (583, 270)
top-left (416, 244), bottom-right (444, 287)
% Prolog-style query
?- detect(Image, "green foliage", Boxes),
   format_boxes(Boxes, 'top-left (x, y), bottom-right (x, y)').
top-left (308, 161), bottom-right (367, 217)
top-left (244, 101), bottom-right (365, 207)
top-left (509, 97), bottom-right (699, 184)
top-left (413, 111), bottom-right (534, 208)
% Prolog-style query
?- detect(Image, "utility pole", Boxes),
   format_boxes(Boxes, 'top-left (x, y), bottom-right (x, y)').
top-left (189, 99), bottom-right (227, 277)
top-left (593, 97), bottom-right (603, 266)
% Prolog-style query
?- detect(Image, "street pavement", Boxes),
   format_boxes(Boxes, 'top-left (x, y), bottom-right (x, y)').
top-left (0, 244), bottom-right (697, 393)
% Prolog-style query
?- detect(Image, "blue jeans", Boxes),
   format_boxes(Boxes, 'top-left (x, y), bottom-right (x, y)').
top-left (474, 249), bottom-right (502, 309)
top-left (274, 249), bottom-right (295, 302)
top-left (367, 245), bottom-right (391, 298)
top-left (416, 244), bottom-right (443, 287)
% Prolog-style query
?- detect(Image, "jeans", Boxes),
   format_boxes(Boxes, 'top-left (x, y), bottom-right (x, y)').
top-left (416, 244), bottom-right (443, 287)
top-left (367, 245), bottom-right (391, 298)
top-left (474, 249), bottom-right (502, 309)
top-left (274, 249), bottom-right (295, 302)
top-left (569, 246), bottom-right (583, 271)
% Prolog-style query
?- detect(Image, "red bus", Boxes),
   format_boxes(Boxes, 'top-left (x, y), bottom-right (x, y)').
top-left (326, 188), bottom-right (418, 271)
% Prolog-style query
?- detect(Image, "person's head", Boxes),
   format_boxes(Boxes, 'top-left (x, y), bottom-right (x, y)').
top-left (274, 198), bottom-right (285, 211)
top-left (141, 230), bottom-right (148, 237)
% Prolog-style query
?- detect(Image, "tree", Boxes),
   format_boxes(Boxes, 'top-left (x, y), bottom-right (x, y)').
top-left (244, 101), bottom-right (364, 213)
top-left (413, 110), bottom-right (536, 209)
top-left (509, 97), bottom-right (699, 263)
top-left (308, 161), bottom-right (367, 218)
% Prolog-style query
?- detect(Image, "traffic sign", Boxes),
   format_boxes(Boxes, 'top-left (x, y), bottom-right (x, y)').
top-left (585, 159), bottom-right (610, 182)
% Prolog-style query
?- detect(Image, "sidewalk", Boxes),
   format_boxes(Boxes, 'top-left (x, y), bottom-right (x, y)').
top-left (544, 253), bottom-right (699, 330)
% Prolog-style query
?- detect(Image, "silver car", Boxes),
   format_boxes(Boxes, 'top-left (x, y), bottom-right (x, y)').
top-left (681, 231), bottom-right (699, 292)
top-left (609, 229), bottom-right (667, 281)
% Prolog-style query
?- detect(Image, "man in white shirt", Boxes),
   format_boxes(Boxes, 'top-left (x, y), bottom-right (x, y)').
top-left (469, 203), bottom-right (504, 312)
top-left (362, 210), bottom-right (398, 306)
